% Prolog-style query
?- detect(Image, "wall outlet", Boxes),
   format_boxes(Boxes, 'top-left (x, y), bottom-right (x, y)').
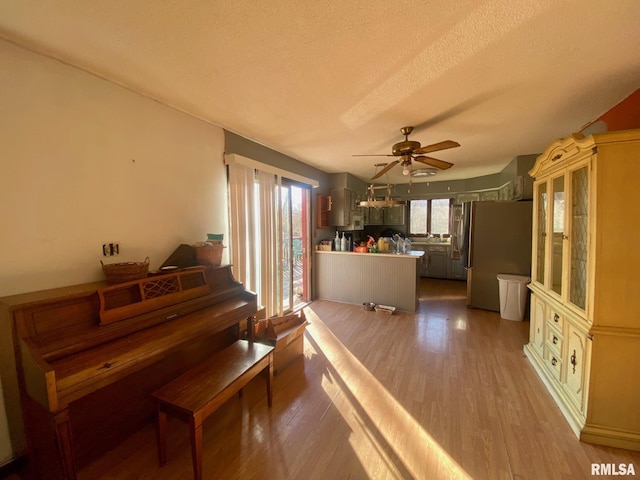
top-left (102, 242), bottom-right (120, 256)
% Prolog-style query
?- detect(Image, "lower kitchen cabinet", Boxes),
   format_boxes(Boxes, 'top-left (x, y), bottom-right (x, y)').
top-left (413, 247), bottom-right (428, 277)
top-left (448, 258), bottom-right (466, 280)
top-left (426, 249), bottom-right (447, 278)
top-left (422, 244), bottom-right (448, 279)
top-left (414, 244), bottom-right (466, 280)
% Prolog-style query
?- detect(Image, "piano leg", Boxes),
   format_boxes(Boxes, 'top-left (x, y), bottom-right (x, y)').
top-left (155, 402), bottom-right (167, 467)
top-left (54, 409), bottom-right (76, 480)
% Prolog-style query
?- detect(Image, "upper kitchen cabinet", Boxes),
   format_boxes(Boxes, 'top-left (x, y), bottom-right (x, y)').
top-left (363, 206), bottom-right (405, 226)
top-left (524, 129), bottom-right (640, 452)
top-left (329, 188), bottom-right (352, 226)
top-left (317, 194), bottom-right (331, 229)
top-left (330, 188), bottom-right (363, 229)
top-left (383, 205), bottom-right (405, 225)
top-left (363, 207), bottom-right (383, 225)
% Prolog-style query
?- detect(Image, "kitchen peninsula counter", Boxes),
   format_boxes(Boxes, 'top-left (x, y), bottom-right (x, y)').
top-left (314, 250), bottom-right (424, 312)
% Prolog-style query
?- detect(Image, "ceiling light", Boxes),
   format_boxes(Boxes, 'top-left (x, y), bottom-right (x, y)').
top-left (402, 166), bottom-right (410, 176)
top-left (410, 168), bottom-right (437, 178)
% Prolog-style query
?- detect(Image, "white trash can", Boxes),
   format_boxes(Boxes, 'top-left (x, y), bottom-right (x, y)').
top-left (497, 274), bottom-right (531, 321)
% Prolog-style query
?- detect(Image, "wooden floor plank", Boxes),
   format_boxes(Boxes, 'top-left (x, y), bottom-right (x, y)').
top-left (78, 279), bottom-right (640, 479)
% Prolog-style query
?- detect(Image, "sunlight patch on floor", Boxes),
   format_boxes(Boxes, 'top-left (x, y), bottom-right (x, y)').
top-left (305, 306), bottom-right (472, 480)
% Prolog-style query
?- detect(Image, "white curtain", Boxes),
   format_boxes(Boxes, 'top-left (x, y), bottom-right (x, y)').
top-left (228, 163), bottom-right (282, 317)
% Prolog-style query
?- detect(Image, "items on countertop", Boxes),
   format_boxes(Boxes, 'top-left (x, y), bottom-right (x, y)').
top-left (320, 232), bottom-right (412, 254)
top-left (333, 231), bottom-right (353, 251)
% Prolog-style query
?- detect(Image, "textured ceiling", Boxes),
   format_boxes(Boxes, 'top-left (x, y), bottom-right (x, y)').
top-left (1, 0), bottom-right (640, 184)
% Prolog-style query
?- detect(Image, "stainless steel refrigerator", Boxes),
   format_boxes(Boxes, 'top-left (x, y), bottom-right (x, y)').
top-left (462, 201), bottom-right (532, 311)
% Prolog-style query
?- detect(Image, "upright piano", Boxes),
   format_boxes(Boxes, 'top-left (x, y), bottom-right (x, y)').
top-left (0, 265), bottom-right (257, 479)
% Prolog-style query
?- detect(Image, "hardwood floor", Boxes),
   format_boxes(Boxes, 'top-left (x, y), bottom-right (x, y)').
top-left (77, 279), bottom-right (640, 479)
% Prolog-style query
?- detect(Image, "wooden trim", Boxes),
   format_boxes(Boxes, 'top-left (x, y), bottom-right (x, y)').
top-left (581, 424), bottom-right (640, 451)
top-left (98, 269), bottom-right (209, 325)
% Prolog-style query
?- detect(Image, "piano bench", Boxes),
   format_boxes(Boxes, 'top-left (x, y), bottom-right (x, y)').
top-left (151, 340), bottom-right (274, 480)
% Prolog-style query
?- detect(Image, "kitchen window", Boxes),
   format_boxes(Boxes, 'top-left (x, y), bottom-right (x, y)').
top-left (408, 198), bottom-right (452, 235)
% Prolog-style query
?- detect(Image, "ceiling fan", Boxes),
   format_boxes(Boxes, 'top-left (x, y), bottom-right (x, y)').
top-left (354, 126), bottom-right (460, 179)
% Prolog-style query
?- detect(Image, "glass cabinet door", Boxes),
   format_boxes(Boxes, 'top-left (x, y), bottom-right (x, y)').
top-left (550, 175), bottom-right (565, 295)
top-left (569, 166), bottom-right (589, 310)
top-left (534, 182), bottom-right (548, 285)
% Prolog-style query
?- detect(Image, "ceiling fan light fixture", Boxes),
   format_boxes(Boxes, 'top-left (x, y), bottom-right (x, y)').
top-left (410, 167), bottom-right (438, 178)
top-left (355, 126), bottom-right (459, 179)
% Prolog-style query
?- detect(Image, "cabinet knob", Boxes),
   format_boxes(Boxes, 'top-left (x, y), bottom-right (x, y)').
top-left (570, 349), bottom-right (577, 374)
top-left (552, 336), bottom-right (558, 344)
top-left (553, 313), bottom-right (559, 322)
top-left (551, 357), bottom-right (557, 366)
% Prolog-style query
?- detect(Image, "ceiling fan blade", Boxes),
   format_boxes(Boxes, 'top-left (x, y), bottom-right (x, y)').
top-left (352, 154), bottom-right (395, 157)
top-left (413, 140), bottom-right (460, 155)
top-left (372, 160), bottom-right (399, 179)
top-left (414, 156), bottom-right (453, 170)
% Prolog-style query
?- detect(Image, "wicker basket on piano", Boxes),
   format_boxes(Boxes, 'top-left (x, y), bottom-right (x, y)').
top-left (194, 245), bottom-right (224, 266)
top-left (101, 257), bottom-right (150, 283)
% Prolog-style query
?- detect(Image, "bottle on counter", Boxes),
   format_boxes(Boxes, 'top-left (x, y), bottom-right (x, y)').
top-left (341, 233), bottom-right (347, 252)
top-left (334, 231), bottom-right (341, 251)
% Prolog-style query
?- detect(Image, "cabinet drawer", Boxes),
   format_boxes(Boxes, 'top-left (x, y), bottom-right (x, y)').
top-left (548, 309), bottom-right (564, 330)
top-left (543, 347), bottom-right (563, 382)
top-left (545, 326), bottom-right (563, 354)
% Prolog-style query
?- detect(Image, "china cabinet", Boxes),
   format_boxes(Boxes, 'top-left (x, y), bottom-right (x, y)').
top-left (524, 130), bottom-right (640, 451)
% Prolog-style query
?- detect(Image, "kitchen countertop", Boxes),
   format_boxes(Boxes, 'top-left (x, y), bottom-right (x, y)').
top-left (315, 248), bottom-right (422, 312)
top-left (315, 250), bottom-right (424, 258)
top-left (410, 241), bottom-right (451, 246)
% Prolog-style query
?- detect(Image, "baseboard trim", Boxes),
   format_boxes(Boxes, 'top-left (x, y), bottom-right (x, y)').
top-left (581, 425), bottom-right (640, 452)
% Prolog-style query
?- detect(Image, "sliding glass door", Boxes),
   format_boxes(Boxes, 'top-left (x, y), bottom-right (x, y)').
top-left (280, 182), bottom-right (309, 312)
top-left (227, 161), bottom-right (312, 317)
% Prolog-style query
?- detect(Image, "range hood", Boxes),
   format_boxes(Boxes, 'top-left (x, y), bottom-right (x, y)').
top-left (359, 184), bottom-right (405, 208)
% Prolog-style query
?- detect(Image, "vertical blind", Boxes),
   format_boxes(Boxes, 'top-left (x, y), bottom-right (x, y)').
top-left (228, 162), bottom-right (283, 317)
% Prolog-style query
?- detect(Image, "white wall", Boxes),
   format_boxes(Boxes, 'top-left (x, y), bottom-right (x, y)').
top-left (0, 38), bottom-right (229, 461)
